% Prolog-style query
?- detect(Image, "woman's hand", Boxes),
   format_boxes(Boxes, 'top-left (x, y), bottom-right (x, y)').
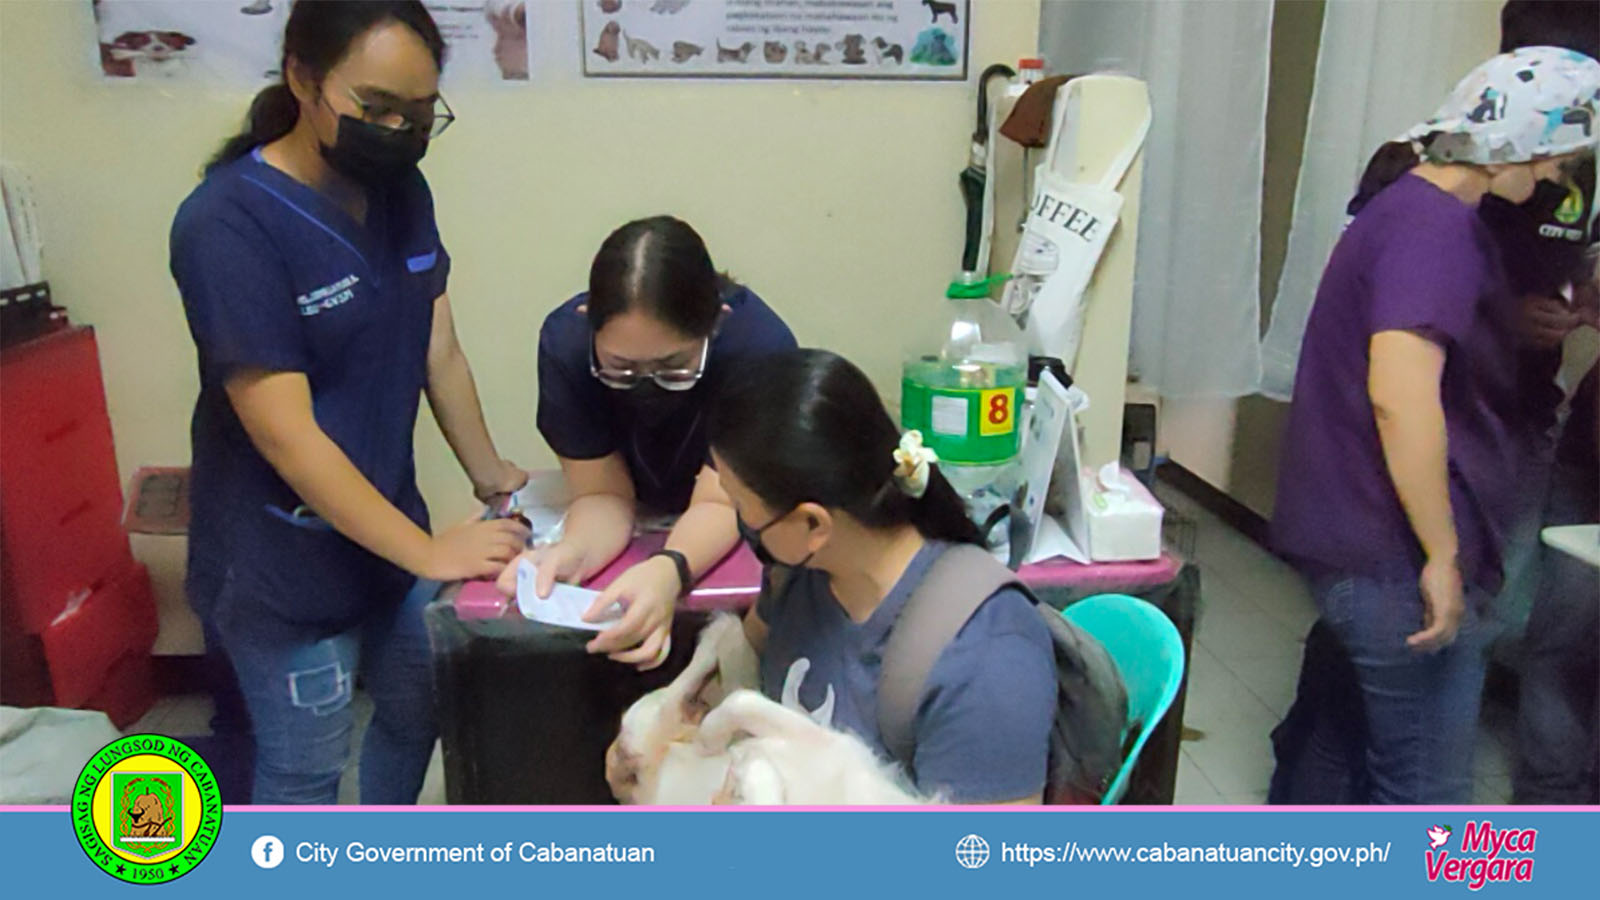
top-left (584, 555), bottom-right (680, 671)
top-left (1516, 294), bottom-right (1581, 350)
top-left (423, 515), bottom-right (530, 582)
top-left (1407, 555), bottom-right (1464, 653)
top-left (495, 539), bottom-right (607, 599)
top-left (473, 458), bottom-right (529, 504)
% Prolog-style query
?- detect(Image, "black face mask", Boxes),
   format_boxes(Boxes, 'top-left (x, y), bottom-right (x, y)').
top-left (319, 114), bottom-right (427, 189)
top-left (613, 381), bottom-right (698, 430)
top-left (736, 510), bottom-right (811, 569)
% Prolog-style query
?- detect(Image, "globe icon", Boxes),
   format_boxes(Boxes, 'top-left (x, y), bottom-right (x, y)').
top-left (955, 834), bottom-right (990, 869)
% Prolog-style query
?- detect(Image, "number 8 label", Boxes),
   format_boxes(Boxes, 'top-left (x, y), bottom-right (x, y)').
top-left (978, 388), bottom-right (1016, 436)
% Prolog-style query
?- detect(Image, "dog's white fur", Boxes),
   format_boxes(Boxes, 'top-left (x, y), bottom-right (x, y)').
top-left (698, 690), bottom-right (933, 805)
top-left (606, 614), bottom-right (934, 806)
top-left (606, 614), bottom-right (758, 804)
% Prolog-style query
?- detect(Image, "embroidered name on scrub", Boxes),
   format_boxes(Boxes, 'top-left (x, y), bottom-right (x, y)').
top-left (297, 274), bottom-right (361, 317)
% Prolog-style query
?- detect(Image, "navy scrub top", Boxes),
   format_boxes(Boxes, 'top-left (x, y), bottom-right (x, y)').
top-left (536, 286), bottom-right (796, 513)
top-left (170, 149), bottom-right (446, 636)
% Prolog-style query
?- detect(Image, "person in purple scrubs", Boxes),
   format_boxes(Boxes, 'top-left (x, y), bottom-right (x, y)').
top-left (1270, 48), bottom-right (1600, 804)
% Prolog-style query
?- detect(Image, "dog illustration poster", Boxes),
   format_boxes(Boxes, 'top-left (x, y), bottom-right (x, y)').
top-left (91, 0), bottom-right (535, 83)
top-left (92, 0), bottom-right (287, 82)
top-left (424, 1), bottom-right (535, 83)
top-left (581, 0), bottom-right (968, 80)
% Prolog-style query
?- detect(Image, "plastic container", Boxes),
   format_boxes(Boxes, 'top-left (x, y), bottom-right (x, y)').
top-left (902, 274), bottom-right (1028, 546)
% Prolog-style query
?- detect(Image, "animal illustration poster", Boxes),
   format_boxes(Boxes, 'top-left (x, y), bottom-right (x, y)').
top-left (90, 0), bottom-right (535, 83)
top-left (92, 0), bottom-right (289, 82)
top-left (424, 1), bottom-right (535, 83)
top-left (581, 0), bottom-right (969, 80)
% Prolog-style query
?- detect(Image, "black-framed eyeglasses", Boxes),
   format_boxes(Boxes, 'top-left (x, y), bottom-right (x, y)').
top-left (333, 78), bottom-right (455, 139)
top-left (589, 337), bottom-right (709, 391)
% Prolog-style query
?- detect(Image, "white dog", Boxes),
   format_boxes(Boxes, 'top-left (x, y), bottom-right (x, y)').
top-left (606, 614), bottom-right (934, 806)
top-left (697, 689), bottom-right (932, 805)
top-left (605, 614), bottom-right (757, 805)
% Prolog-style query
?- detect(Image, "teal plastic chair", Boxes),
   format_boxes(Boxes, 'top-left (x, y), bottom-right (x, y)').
top-left (1060, 593), bottom-right (1186, 804)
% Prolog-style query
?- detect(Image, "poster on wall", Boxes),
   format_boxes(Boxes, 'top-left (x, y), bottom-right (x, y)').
top-left (580, 0), bottom-right (970, 80)
top-left (92, 0), bottom-right (288, 82)
top-left (424, 1), bottom-right (533, 82)
top-left (90, 0), bottom-right (534, 83)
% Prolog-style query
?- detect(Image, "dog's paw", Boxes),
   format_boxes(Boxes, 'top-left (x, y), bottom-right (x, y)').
top-left (722, 746), bottom-right (786, 805)
top-left (692, 721), bottom-right (734, 757)
top-left (694, 689), bottom-right (762, 755)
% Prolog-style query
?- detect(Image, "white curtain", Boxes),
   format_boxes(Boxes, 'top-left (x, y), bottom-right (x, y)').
top-left (1259, 1), bottom-right (1501, 400)
top-left (1038, 0), bottom-right (1271, 399)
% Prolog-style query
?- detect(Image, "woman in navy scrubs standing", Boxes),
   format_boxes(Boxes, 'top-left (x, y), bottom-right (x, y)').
top-left (499, 216), bottom-right (796, 669)
top-left (170, 1), bottom-right (529, 804)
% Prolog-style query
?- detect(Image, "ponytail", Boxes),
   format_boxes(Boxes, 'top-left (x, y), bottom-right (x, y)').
top-left (205, 83), bottom-right (298, 175)
top-left (708, 348), bottom-right (984, 547)
top-left (1346, 139), bottom-right (1424, 217)
top-left (905, 468), bottom-right (983, 546)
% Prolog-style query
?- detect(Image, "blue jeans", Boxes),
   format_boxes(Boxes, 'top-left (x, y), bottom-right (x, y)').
top-left (1514, 462), bottom-right (1600, 804)
top-left (1272, 572), bottom-right (1490, 805)
top-left (1488, 438), bottom-right (1556, 635)
top-left (211, 577), bottom-right (441, 805)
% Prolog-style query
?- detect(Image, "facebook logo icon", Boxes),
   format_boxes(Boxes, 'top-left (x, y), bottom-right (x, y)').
top-left (252, 835), bottom-right (285, 869)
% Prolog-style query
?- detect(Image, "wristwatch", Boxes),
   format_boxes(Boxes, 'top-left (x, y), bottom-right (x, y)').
top-left (649, 549), bottom-right (692, 597)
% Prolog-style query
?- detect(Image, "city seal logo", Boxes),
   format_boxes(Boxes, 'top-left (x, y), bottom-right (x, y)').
top-left (73, 735), bottom-right (222, 884)
top-left (1554, 181), bottom-right (1584, 226)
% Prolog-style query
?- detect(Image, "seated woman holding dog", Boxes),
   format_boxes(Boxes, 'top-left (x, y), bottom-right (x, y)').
top-left (705, 348), bottom-right (1055, 804)
top-left (499, 216), bottom-right (796, 670)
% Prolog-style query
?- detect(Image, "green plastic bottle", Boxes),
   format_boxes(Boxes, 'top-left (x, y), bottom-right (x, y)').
top-left (901, 273), bottom-right (1027, 503)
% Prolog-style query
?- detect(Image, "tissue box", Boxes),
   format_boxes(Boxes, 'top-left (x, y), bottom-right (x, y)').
top-left (1082, 465), bottom-right (1164, 562)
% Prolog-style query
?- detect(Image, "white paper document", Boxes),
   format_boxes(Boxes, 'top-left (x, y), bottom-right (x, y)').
top-left (1025, 514), bottom-right (1090, 565)
top-left (515, 559), bottom-right (623, 632)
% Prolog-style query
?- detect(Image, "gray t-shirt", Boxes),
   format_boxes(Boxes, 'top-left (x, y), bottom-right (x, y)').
top-left (755, 540), bottom-right (1055, 803)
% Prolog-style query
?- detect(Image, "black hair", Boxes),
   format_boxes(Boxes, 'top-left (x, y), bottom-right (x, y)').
top-left (204, 0), bottom-right (445, 175)
top-left (1500, 0), bottom-right (1599, 59)
top-left (708, 349), bottom-right (983, 546)
top-left (1346, 139), bottom-right (1429, 217)
top-left (586, 216), bottom-right (732, 338)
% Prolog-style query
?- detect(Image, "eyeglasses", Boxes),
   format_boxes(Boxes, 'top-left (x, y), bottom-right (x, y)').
top-left (330, 78), bottom-right (455, 139)
top-left (590, 338), bottom-right (709, 391)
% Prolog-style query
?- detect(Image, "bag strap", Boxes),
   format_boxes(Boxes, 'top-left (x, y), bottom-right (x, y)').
top-left (877, 544), bottom-right (1028, 769)
top-left (760, 564), bottom-right (794, 610)
top-left (1041, 75), bottom-right (1152, 192)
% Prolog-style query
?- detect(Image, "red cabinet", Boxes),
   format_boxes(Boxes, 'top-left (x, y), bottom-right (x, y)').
top-left (1, 326), bottom-right (156, 727)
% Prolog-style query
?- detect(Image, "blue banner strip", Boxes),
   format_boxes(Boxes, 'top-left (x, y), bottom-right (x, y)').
top-left (7, 807), bottom-right (1598, 897)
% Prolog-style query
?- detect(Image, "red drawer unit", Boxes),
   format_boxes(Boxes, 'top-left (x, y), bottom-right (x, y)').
top-left (41, 561), bottom-right (158, 713)
top-left (1, 327), bottom-right (133, 632)
top-left (1, 326), bottom-right (156, 726)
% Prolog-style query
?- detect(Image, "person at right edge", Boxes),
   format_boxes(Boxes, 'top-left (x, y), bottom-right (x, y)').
top-left (1485, 2), bottom-right (1600, 633)
top-left (1269, 48), bottom-right (1600, 804)
top-left (1493, 0), bottom-right (1600, 806)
